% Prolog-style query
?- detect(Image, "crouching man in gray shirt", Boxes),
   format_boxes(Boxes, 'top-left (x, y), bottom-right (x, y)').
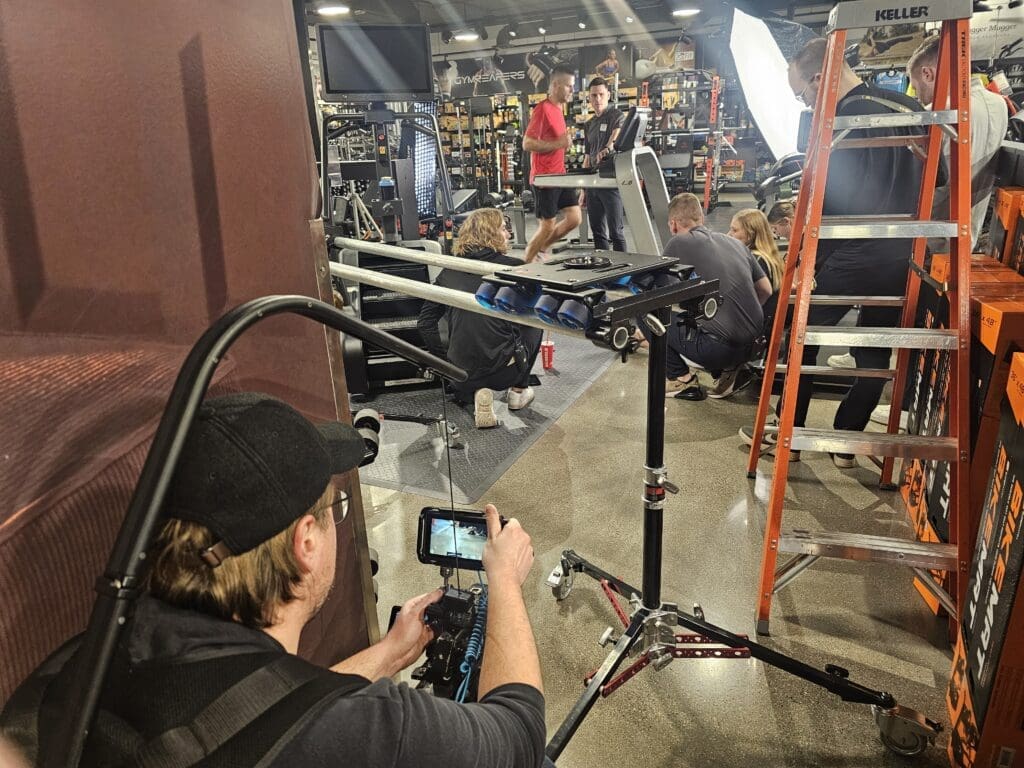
top-left (1, 393), bottom-right (546, 768)
top-left (659, 193), bottom-right (772, 401)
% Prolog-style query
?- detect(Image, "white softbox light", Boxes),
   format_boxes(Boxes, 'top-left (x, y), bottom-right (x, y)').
top-left (728, 8), bottom-right (806, 161)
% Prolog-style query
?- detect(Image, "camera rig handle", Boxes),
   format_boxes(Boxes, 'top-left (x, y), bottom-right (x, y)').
top-left (45, 295), bottom-right (466, 768)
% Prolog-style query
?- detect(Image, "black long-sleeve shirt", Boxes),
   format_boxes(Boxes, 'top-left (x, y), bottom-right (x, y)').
top-left (818, 82), bottom-right (940, 269)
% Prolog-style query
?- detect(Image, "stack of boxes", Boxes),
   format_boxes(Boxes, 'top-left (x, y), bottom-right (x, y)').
top-left (947, 352), bottom-right (1024, 766)
top-left (901, 254), bottom-right (1024, 610)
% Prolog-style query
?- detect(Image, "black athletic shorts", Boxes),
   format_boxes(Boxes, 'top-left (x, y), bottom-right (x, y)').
top-left (533, 186), bottom-right (580, 220)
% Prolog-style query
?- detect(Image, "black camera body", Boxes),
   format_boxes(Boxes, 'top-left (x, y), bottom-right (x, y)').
top-left (412, 585), bottom-right (486, 701)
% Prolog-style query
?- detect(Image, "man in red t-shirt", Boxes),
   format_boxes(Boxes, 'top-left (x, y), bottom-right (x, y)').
top-left (523, 64), bottom-right (581, 263)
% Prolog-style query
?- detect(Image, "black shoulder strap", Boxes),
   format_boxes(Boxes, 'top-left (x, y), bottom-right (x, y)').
top-left (127, 655), bottom-right (353, 768)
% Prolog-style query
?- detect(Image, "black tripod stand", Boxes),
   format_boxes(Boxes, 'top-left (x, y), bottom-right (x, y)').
top-left (544, 307), bottom-right (943, 761)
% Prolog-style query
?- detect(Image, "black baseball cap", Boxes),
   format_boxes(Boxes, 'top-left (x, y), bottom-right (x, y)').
top-left (163, 392), bottom-right (365, 562)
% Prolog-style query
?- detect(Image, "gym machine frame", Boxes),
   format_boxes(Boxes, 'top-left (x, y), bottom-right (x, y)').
top-left (326, 238), bottom-right (945, 759)
top-left (321, 107), bottom-right (456, 249)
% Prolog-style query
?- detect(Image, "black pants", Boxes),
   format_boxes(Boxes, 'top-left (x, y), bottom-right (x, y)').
top-left (453, 328), bottom-right (543, 400)
top-left (776, 253), bottom-right (909, 430)
top-left (587, 189), bottom-right (626, 252)
top-left (665, 325), bottom-right (750, 380)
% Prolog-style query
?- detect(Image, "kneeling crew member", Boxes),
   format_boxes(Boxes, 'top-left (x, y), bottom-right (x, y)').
top-left (418, 208), bottom-right (543, 429)
top-left (2, 393), bottom-right (545, 767)
top-left (659, 193), bottom-right (772, 402)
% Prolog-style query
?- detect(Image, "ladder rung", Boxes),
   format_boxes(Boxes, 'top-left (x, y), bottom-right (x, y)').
top-left (774, 364), bottom-right (895, 379)
top-left (778, 529), bottom-right (958, 570)
top-left (833, 136), bottom-right (929, 150)
top-left (818, 216), bottom-right (958, 239)
top-left (832, 110), bottom-right (959, 130)
top-left (787, 427), bottom-right (957, 460)
top-left (803, 326), bottom-right (957, 349)
top-left (788, 295), bottom-right (904, 307)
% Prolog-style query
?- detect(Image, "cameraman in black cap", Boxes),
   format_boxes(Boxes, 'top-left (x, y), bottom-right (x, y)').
top-left (2, 393), bottom-right (545, 767)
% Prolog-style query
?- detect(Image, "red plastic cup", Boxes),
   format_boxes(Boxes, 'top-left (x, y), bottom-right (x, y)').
top-left (541, 340), bottom-right (555, 370)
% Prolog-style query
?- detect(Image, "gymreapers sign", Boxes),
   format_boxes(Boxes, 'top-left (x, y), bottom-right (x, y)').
top-left (434, 48), bottom-right (580, 100)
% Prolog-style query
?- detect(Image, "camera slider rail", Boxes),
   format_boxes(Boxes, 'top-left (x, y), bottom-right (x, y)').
top-left (546, 549), bottom-right (943, 759)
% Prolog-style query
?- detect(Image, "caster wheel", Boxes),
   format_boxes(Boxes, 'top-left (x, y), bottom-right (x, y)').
top-left (358, 428), bottom-right (380, 466)
top-left (353, 408), bottom-right (381, 432)
top-left (551, 565), bottom-right (575, 601)
top-left (533, 294), bottom-right (562, 325)
top-left (557, 299), bottom-right (592, 330)
top-left (475, 281), bottom-right (498, 310)
top-left (880, 729), bottom-right (928, 757)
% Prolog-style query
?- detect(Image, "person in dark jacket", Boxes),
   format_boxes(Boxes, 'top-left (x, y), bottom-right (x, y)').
top-left (419, 209), bottom-right (543, 428)
top-left (0, 394), bottom-right (546, 767)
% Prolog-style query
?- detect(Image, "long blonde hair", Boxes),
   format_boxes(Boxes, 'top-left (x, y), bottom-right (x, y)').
top-left (732, 208), bottom-right (784, 290)
top-left (454, 208), bottom-right (508, 257)
top-left (147, 485), bottom-right (333, 629)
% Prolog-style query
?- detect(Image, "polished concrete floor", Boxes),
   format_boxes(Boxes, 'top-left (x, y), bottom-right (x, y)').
top-left (362, 198), bottom-right (953, 767)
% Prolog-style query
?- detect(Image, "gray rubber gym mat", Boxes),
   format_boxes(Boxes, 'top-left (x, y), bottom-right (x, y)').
top-left (357, 335), bottom-right (618, 504)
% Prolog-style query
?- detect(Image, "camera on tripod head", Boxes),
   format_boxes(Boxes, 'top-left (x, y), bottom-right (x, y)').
top-left (397, 507), bottom-right (505, 701)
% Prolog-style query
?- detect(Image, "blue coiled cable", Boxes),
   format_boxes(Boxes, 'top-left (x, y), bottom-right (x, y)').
top-left (454, 582), bottom-right (488, 703)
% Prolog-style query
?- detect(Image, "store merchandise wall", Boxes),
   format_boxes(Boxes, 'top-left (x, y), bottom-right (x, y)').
top-left (0, 0), bottom-right (372, 701)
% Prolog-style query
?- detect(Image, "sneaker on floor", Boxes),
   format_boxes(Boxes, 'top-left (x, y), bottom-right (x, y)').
top-left (870, 404), bottom-right (909, 431)
top-left (831, 452), bottom-right (857, 469)
top-left (738, 422), bottom-right (801, 461)
top-left (474, 388), bottom-right (498, 429)
top-left (827, 352), bottom-right (856, 369)
top-left (666, 376), bottom-right (704, 401)
top-left (707, 368), bottom-right (752, 399)
top-left (507, 386), bottom-right (535, 411)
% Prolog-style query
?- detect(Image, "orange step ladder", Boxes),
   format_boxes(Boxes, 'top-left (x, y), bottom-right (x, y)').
top-left (745, 0), bottom-right (973, 635)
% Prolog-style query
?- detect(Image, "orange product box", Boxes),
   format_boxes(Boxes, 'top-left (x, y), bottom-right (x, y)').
top-left (990, 187), bottom-right (1024, 264)
top-left (1011, 200), bottom-right (1024, 275)
top-left (947, 352), bottom-right (1024, 767)
top-left (970, 299), bottom-right (1024, 543)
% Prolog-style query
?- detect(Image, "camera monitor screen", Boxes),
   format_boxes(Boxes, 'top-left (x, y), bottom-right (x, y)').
top-left (317, 23), bottom-right (433, 102)
top-left (428, 516), bottom-right (487, 563)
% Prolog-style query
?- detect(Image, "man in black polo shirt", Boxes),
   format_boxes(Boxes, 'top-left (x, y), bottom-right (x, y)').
top-left (583, 77), bottom-right (626, 252)
top-left (658, 193), bottom-right (772, 402)
top-left (740, 37), bottom-right (931, 467)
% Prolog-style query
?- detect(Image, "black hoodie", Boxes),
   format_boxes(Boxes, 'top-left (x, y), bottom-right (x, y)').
top-left (417, 248), bottom-right (528, 380)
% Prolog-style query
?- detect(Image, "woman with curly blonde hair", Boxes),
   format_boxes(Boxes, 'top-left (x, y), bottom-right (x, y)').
top-left (418, 208), bottom-right (543, 428)
top-left (453, 208), bottom-right (509, 257)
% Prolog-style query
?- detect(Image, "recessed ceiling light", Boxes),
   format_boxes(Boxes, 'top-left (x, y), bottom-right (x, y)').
top-left (625, 14), bottom-right (635, 22)
top-left (453, 30), bottom-right (480, 41)
top-left (317, 4), bottom-right (350, 15)
top-left (672, 7), bottom-right (700, 17)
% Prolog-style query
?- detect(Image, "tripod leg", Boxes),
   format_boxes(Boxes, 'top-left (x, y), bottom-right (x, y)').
top-left (545, 609), bottom-right (646, 761)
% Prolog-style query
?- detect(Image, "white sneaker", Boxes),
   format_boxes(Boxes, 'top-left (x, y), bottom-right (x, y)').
top-left (870, 404), bottom-right (909, 431)
top-left (827, 352), bottom-right (856, 369)
top-left (507, 386), bottom-right (535, 411)
top-left (474, 389), bottom-right (498, 429)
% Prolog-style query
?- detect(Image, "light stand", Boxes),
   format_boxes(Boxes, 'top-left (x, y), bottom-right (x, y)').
top-left (544, 311), bottom-right (944, 761)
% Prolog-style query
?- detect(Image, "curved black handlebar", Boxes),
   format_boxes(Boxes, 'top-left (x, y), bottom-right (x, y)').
top-left (45, 295), bottom-right (465, 768)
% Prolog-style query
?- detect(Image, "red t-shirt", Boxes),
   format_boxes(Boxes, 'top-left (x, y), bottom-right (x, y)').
top-left (525, 99), bottom-right (566, 183)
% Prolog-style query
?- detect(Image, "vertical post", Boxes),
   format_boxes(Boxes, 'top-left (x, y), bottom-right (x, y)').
top-left (947, 18), bottom-right (973, 614)
top-left (642, 306), bottom-right (670, 609)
